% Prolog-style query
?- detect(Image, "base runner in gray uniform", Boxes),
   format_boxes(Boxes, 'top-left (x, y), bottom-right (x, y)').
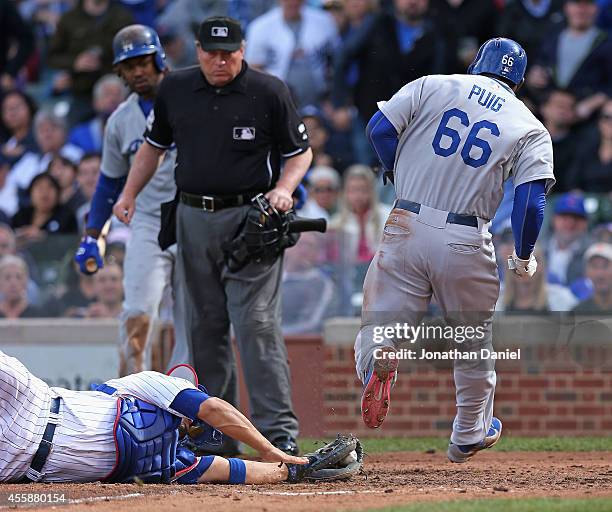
top-left (75, 25), bottom-right (189, 375)
top-left (356, 38), bottom-right (555, 462)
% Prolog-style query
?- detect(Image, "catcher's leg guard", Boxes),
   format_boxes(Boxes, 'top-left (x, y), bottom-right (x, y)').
top-left (175, 454), bottom-right (246, 484)
top-left (122, 314), bottom-right (151, 376)
top-left (175, 449), bottom-right (215, 484)
top-left (361, 346), bottom-right (398, 429)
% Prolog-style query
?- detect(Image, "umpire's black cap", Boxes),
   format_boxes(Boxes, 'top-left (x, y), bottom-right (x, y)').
top-left (197, 16), bottom-right (243, 52)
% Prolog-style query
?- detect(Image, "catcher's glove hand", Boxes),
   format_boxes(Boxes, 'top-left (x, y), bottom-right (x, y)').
top-left (286, 434), bottom-right (363, 482)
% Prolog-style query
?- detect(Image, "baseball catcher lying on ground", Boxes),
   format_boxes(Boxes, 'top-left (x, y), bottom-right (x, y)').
top-left (0, 350), bottom-right (362, 484)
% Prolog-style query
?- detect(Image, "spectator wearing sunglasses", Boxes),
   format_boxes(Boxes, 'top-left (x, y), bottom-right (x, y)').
top-left (300, 165), bottom-right (341, 221)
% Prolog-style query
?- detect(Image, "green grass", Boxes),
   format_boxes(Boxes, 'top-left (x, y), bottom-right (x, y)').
top-left (364, 498), bottom-right (612, 512)
top-left (297, 437), bottom-right (612, 454)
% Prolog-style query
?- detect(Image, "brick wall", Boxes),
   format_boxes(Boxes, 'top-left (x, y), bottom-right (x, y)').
top-left (318, 345), bottom-right (612, 437)
top-left (281, 318), bottom-right (612, 437)
top-left (1, 319), bottom-right (609, 438)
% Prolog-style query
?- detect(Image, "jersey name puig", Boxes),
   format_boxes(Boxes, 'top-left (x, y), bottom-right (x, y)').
top-left (467, 84), bottom-right (505, 112)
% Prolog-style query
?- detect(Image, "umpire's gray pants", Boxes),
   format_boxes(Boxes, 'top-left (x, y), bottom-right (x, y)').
top-left (176, 202), bottom-right (299, 441)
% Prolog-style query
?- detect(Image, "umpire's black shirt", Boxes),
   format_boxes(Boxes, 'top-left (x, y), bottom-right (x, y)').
top-left (144, 62), bottom-right (309, 196)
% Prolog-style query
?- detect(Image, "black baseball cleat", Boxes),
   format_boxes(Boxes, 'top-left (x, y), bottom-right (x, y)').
top-left (272, 436), bottom-right (300, 456)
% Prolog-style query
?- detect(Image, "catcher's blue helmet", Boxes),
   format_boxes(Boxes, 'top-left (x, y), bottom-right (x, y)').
top-left (112, 24), bottom-right (166, 71)
top-left (467, 38), bottom-right (527, 86)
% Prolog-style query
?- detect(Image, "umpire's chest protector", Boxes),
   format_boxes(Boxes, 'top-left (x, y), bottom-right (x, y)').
top-left (104, 397), bottom-right (181, 483)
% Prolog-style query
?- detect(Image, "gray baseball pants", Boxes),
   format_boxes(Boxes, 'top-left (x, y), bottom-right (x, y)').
top-left (119, 213), bottom-right (188, 375)
top-left (355, 204), bottom-right (500, 445)
top-left (175, 202), bottom-right (299, 442)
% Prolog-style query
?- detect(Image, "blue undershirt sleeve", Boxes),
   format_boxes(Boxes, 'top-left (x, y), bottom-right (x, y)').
top-left (85, 173), bottom-right (126, 232)
top-left (511, 179), bottom-right (547, 260)
top-left (169, 388), bottom-right (210, 421)
top-left (366, 110), bottom-right (399, 172)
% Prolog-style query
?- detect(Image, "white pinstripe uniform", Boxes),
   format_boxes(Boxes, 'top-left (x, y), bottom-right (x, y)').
top-left (0, 350), bottom-right (195, 483)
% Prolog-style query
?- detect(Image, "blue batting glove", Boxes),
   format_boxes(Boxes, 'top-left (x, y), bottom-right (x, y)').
top-left (75, 236), bottom-right (103, 275)
top-left (293, 183), bottom-right (307, 210)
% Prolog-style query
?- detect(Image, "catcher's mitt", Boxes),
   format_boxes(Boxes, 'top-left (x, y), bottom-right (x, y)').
top-left (286, 434), bottom-right (364, 482)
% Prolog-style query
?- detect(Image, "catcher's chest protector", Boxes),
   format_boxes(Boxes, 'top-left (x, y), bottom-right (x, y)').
top-left (104, 397), bottom-right (181, 483)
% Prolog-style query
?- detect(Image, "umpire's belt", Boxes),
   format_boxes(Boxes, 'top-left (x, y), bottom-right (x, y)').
top-left (395, 199), bottom-right (478, 228)
top-left (21, 397), bottom-right (61, 482)
top-left (180, 191), bottom-right (261, 212)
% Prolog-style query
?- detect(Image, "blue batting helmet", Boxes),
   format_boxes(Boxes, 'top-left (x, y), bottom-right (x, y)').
top-left (112, 25), bottom-right (166, 71)
top-left (467, 38), bottom-right (527, 86)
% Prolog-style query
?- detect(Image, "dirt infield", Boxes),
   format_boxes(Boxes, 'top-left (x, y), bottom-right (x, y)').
top-left (2, 451), bottom-right (612, 512)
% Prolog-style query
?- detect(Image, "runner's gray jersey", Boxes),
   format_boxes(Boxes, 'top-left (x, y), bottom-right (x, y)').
top-left (99, 93), bottom-right (188, 375)
top-left (378, 74), bottom-right (556, 220)
top-left (102, 93), bottom-right (176, 219)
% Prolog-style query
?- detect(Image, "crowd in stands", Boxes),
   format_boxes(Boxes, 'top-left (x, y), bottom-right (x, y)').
top-left (0, 0), bottom-right (611, 330)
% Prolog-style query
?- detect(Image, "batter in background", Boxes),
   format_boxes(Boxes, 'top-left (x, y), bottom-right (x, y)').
top-left (357, 38), bottom-right (556, 462)
top-left (113, 17), bottom-right (312, 457)
top-left (75, 25), bottom-right (189, 375)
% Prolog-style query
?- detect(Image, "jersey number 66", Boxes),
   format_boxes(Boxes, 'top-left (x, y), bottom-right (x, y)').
top-left (431, 108), bottom-right (500, 169)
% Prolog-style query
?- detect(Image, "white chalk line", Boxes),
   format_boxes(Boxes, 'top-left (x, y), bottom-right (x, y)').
top-left (66, 492), bottom-right (144, 505)
top-left (236, 489), bottom-right (386, 496)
